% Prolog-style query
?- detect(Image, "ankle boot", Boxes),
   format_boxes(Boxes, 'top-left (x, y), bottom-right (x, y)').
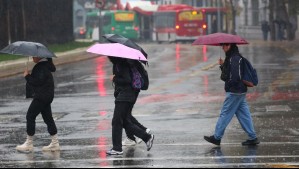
top-left (42, 134), bottom-right (60, 151)
top-left (16, 135), bottom-right (34, 152)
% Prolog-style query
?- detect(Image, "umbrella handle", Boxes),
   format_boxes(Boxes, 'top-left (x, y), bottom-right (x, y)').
top-left (26, 57), bottom-right (29, 70)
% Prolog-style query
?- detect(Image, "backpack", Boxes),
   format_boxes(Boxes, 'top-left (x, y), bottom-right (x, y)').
top-left (130, 62), bottom-right (149, 90)
top-left (242, 57), bottom-right (258, 87)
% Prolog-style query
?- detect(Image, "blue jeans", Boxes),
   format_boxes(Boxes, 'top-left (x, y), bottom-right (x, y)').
top-left (214, 92), bottom-right (257, 140)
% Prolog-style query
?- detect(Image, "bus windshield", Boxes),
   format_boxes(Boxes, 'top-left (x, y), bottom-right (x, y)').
top-left (154, 12), bottom-right (176, 29)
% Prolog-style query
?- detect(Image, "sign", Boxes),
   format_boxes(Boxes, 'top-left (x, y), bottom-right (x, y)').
top-left (96, 0), bottom-right (105, 9)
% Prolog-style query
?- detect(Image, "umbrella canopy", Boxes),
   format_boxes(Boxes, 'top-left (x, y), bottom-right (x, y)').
top-left (0, 41), bottom-right (56, 58)
top-left (192, 33), bottom-right (249, 46)
top-left (86, 43), bottom-right (147, 61)
top-left (103, 34), bottom-right (148, 58)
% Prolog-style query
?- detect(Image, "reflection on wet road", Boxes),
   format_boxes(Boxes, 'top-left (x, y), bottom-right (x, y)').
top-left (0, 43), bottom-right (299, 167)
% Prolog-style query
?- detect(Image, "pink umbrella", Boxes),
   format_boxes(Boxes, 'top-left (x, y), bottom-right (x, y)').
top-left (86, 43), bottom-right (147, 61)
top-left (192, 33), bottom-right (249, 46)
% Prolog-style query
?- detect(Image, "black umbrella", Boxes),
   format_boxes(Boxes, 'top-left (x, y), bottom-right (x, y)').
top-left (0, 41), bottom-right (56, 58)
top-left (102, 34), bottom-right (148, 59)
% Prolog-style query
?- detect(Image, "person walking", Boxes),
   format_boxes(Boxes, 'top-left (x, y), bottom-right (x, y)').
top-left (121, 60), bottom-right (152, 146)
top-left (261, 20), bottom-right (270, 41)
top-left (106, 57), bottom-right (154, 155)
top-left (204, 43), bottom-right (260, 146)
top-left (16, 57), bottom-right (60, 152)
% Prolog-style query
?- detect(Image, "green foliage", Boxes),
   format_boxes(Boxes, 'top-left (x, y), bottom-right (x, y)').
top-left (0, 54), bottom-right (20, 62)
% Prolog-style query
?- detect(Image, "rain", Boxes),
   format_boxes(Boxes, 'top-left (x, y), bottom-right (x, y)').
top-left (0, 0), bottom-right (299, 168)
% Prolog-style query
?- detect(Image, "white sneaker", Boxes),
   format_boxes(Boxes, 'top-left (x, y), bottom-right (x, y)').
top-left (122, 137), bottom-right (137, 146)
top-left (106, 149), bottom-right (123, 155)
top-left (136, 129), bottom-right (152, 144)
top-left (146, 134), bottom-right (154, 151)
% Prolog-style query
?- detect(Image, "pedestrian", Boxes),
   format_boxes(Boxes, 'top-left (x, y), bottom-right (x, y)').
top-left (261, 20), bottom-right (270, 41)
top-left (106, 57), bottom-right (154, 155)
top-left (121, 59), bottom-right (152, 146)
top-left (204, 43), bottom-right (260, 146)
top-left (16, 57), bottom-right (60, 152)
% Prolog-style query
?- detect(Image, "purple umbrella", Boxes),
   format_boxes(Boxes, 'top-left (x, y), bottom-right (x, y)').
top-left (192, 33), bottom-right (249, 46)
top-left (86, 43), bottom-right (147, 61)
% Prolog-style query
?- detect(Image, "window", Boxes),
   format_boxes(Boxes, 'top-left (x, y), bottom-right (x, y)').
top-left (251, 0), bottom-right (259, 26)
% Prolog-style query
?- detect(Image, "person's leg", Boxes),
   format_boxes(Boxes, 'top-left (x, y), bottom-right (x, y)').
top-left (125, 104), bottom-right (147, 141)
top-left (235, 96), bottom-right (257, 140)
top-left (26, 99), bottom-right (45, 136)
top-left (17, 99), bottom-right (44, 152)
top-left (112, 102), bottom-right (130, 152)
top-left (41, 104), bottom-right (57, 136)
top-left (214, 93), bottom-right (243, 140)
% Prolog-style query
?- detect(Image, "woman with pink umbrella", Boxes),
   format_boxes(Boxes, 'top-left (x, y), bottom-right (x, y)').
top-left (87, 43), bottom-right (154, 155)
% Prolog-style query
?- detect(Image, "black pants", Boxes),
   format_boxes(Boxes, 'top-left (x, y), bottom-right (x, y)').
top-left (26, 99), bottom-right (57, 136)
top-left (112, 101), bottom-right (151, 151)
top-left (125, 104), bottom-right (147, 141)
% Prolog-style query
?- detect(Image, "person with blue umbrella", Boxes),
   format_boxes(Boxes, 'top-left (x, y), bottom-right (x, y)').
top-left (1, 41), bottom-right (60, 152)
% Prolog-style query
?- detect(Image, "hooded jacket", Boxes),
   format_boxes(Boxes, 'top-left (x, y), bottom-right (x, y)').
top-left (25, 60), bottom-right (56, 103)
top-left (223, 44), bottom-right (247, 93)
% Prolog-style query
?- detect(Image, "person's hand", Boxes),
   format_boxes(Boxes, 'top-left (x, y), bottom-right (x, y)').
top-left (24, 69), bottom-right (29, 77)
top-left (219, 58), bottom-right (224, 65)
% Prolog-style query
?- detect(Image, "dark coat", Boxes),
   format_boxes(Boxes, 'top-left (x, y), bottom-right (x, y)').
top-left (110, 57), bottom-right (139, 103)
top-left (25, 60), bottom-right (56, 103)
top-left (223, 45), bottom-right (248, 94)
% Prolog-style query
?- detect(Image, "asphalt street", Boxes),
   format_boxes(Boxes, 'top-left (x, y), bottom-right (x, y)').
top-left (0, 41), bottom-right (298, 168)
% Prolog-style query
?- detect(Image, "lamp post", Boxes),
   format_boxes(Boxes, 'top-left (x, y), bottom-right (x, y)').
top-left (243, 0), bottom-right (248, 26)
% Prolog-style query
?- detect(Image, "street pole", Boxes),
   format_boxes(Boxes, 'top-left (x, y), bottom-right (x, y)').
top-left (7, 0), bottom-right (11, 44)
top-left (98, 9), bottom-right (102, 42)
top-left (217, 0), bottom-right (221, 32)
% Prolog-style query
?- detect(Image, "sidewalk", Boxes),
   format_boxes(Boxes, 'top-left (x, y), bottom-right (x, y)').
top-left (0, 47), bottom-right (97, 78)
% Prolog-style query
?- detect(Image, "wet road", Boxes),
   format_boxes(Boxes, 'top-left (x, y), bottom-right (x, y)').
top-left (0, 42), bottom-right (299, 168)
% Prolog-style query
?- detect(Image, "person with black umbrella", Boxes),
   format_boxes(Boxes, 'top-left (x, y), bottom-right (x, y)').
top-left (1, 41), bottom-right (60, 152)
top-left (16, 56), bottom-right (60, 152)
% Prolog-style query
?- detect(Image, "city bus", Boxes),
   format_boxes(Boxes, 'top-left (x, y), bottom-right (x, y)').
top-left (89, 10), bottom-right (140, 41)
top-left (198, 7), bottom-right (228, 34)
top-left (153, 5), bottom-right (207, 43)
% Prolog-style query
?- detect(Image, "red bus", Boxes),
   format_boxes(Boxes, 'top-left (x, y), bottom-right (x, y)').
top-left (153, 5), bottom-right (207, 42)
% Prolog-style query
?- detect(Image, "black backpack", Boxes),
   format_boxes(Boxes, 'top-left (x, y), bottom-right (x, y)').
top-left (130, 62), bottom-right (149, 90)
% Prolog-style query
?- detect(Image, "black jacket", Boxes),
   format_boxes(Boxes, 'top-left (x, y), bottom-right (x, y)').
top-left (25, 60), bottom-right (56, 103)
top-left (110, 57), bottom-right (139, 103)
top-left (223, 45), bottom-right (247, 93)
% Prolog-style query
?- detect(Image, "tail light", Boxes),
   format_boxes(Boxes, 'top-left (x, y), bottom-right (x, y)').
top-left (176, 25), bottom-right (180, 30)
top-left (203, 24), bottom-right (207, 29)
top-left (134, 27), bottom-right (139, 31)
top-left (111, 27), bottom-right (115, 31)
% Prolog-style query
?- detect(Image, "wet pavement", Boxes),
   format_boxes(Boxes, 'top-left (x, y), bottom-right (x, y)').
top-left (0, 41), bottom-right (299, 168)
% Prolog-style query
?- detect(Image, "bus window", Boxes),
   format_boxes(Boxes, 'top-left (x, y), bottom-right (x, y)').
top-left (154, 12), bottom-right (176, 29)
top-left (103, 15), bottom-right (112, 26)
